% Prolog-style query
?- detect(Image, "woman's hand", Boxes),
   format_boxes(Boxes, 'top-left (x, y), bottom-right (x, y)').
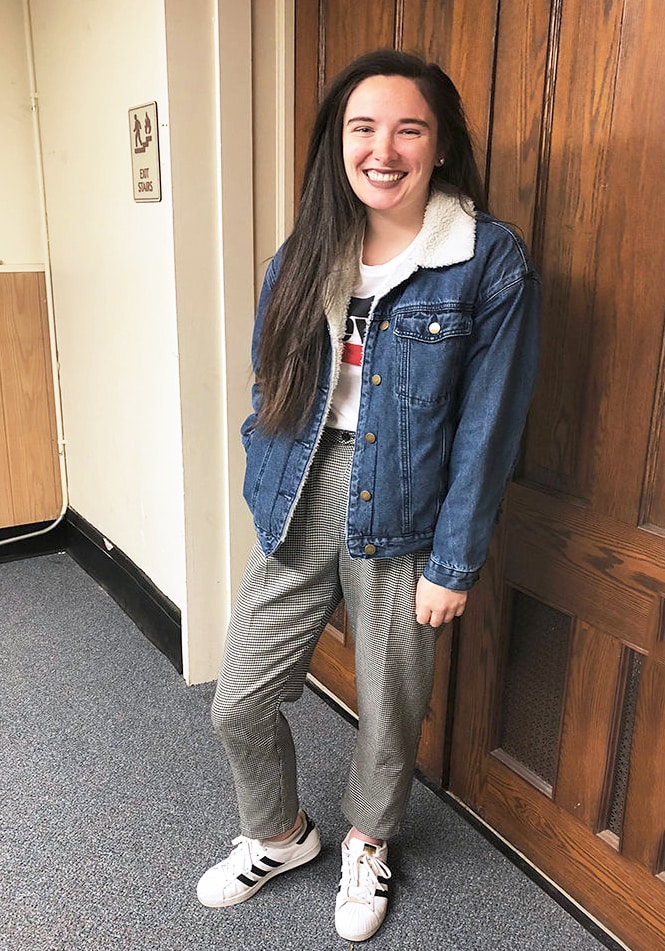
top-left (415, 575), bottom-right (468, 628)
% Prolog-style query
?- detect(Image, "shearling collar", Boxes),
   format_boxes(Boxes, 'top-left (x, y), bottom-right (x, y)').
top-left (414, 187), bottom-right (476, 267)
top-left (325, 188), bottom-right (477, 341)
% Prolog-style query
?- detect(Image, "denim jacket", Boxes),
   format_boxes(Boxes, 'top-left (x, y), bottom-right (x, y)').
top-left (241, 189), bottom-right (541, 591)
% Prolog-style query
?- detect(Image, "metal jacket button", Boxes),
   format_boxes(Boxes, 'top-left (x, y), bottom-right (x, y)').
top-left (364, 543), bottom-right (377, 555)
top-left (428, 321), bottom-right (441, 335)
top-left (364, 432), bottom-right (376, 444)
top-left (359, 490), bottom-right (372, 501)
top-left (371, 374), bottom-right (382, 385)
top-left (379, 320), bottom-right (389, 331)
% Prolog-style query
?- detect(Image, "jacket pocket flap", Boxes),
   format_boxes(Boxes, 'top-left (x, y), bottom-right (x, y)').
top-left (393, 310), bottom-right (472, 341)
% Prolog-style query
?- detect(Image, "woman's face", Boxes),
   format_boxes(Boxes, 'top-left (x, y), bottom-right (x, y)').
top-left (342, 75), bottom-right (439, 226)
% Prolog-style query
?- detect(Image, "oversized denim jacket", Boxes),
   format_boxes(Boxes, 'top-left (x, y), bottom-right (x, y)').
top-left (241, 189), bottom-right (541, 591)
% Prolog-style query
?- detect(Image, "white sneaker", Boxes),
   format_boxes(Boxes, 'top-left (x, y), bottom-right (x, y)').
top-left (197, 811), bottom-right (321, 908)
top-left (335, 836), bottom-right (391, 941)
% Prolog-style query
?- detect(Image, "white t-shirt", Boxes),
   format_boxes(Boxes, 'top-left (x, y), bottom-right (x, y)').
top-left (328, 240), bottom-right (417, 431)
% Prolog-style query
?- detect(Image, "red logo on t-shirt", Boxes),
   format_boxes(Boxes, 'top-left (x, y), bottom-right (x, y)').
top-left (342, 297), bottom-right (371, 368)
top-left (342, 341), bottom-right (363, 366)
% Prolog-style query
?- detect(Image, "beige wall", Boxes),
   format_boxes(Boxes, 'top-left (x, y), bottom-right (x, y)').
top-left (0, 0), bottom-right (44, 264)
top-left (29, 0), bottom-right (188, 609)
top-left (3, 0), bottom-right (287, 683)
top-left (164, 0), bottom-right (256, 683)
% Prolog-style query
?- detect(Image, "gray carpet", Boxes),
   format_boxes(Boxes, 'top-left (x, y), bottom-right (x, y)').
top-left (1, 553), bottom-right (612, 951)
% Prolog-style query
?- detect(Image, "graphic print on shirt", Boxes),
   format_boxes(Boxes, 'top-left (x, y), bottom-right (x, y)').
top-left (342, 297), bottom-right (372, 367)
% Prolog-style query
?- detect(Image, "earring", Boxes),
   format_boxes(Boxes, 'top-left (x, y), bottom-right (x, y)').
top-left (438, 157), bottom-right (445, 166)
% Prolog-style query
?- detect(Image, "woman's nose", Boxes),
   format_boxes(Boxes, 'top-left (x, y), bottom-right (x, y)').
top-left (372, 133), bottom-right (399, 165)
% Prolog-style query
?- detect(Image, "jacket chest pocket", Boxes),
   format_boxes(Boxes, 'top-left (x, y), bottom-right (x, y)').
top-left (392, 310), bottom-right (472, 404)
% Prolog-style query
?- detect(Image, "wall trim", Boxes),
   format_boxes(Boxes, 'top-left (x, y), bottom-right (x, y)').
top-left (0, 509), bottom-right (182, 673)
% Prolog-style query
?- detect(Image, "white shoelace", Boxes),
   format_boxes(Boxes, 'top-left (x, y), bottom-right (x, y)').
top-left (215, 835), bottom-right (256, 875)
top-left (340, 848), bottom-right (391, 904)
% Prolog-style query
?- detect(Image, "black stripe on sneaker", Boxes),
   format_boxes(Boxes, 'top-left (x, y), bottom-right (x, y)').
top-left (237, 874), bottom-right (256, 887)
top-left (260, 856), bottom-right (283, 868)
top-left (375, 889), bottom-right (389, 898)
top-left (377, 876), bottom-right (390, 885)
top-left (249, 864), bottom-right (270, 877)
top-left (296, 814), bottom-right (315, 845)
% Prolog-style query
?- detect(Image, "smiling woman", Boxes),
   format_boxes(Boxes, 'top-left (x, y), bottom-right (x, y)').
top-left (342, 74), bottom-right (440, 258)
top-left (197, 49), bottom-right (540, 945)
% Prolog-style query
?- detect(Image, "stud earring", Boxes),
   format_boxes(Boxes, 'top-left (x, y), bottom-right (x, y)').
top-left (438, 157), bottom-right (445, 166)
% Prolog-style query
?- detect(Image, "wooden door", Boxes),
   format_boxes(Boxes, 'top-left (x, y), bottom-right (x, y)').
top-left (447, 1), bottom-right (665, 948)
top-left (295, 4), bottom-right (665, 946)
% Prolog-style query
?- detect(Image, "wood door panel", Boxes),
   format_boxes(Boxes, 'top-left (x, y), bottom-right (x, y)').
top-left (0, 272), bottom-right (61, 528)
top-left (448, 537), bottom-right (506, 804)
top-left (293, 0), bottom-right (320, 203)
top-left (622, 657), bottom-right (665, 872)
top-left (488, 0), bottom-right (549, 237)
top-left (523, 0), bottom-right (625, 503)
top-left (588, 0), bottom-right (665, 523)
top-left (505, 484), bottom-right (665, 649)
top-left (399, 0), bottom-right (449, 62)
top-left (309, 622), bottom-right (358, 714)
top-left (403, 0), bottom-right (499, 177)
top-left (483, 763), bottom-right (665, 951)
top-left (322, 0), bottom-right (395, 82)
top-left (642, 330), bottom-right (665, 530)
top-left (0, 366), bottom-right (13, 526)
top-left (554, 622), bottom-right (623, 828)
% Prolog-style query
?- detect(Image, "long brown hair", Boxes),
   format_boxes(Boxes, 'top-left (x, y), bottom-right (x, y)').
top-left (257, 49), bottom-right (487, 435)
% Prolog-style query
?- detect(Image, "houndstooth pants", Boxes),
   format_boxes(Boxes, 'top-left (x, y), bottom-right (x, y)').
top-left (211, 428), bottom-right (439, 841)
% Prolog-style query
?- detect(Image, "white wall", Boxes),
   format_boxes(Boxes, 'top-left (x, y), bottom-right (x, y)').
top-left (0, 0), bottom-right (44, 264)
top-left (29, 0), bottom-right (187, 610)
top-left (6, 0), bottom-right (277, 683)
top-left (164, 0), bottom-right (255, 683)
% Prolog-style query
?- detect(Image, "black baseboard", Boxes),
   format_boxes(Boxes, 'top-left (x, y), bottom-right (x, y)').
top-left (0, 519), bottom-right (68, 561)
top-left (1, 510), bottom-right (182, 674)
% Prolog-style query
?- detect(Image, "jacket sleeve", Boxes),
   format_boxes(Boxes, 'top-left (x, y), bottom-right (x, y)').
top-left (423, 263), bottom-right (541, 591)
top-left (239, 250), bottom-right (282, 449)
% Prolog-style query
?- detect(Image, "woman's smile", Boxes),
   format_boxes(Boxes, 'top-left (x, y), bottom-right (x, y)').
top-left (364, 169), bottom-right (407, 184)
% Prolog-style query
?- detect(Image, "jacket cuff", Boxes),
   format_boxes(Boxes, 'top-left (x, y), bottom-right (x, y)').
top-left (423, 558), bottom-right (479, 592)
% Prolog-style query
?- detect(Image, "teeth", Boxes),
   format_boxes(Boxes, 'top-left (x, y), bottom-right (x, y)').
top-left (365, 170), bottom-right (405, 183)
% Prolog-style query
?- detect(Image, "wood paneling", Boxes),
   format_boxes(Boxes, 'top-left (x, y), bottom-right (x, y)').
top-left (554, 623), bottom-right (623, 827)
top-left (504, 484), bottom-right (665, 649)
top-left (588, 0), bottom-right (665, 523)
top-left (484, 762), bottom-right (665, 951)
top-left (489, 0), bottom-right (550, 239)
top-left (0, 271), bottom-right (62, 528)
top-left (322, 0), bottom-right (395, 83)
top-left (641, 326), bottom-right (665, 531)
top-left (403, 0), bottom-right (499, 178)
top-left (622, 658), bottom-right (665, 872)
top-left (523, 0), bottom-right (625, 502)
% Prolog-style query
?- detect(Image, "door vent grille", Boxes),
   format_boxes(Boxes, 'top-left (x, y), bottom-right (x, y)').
top-left (496, 591), bottom-right (571, 789)
top-left (605, 650), bottom-right (643, 839)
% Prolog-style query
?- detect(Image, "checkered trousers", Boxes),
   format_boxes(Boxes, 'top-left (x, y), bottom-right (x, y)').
top-left (211, 428), bottom-right (439, 841)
